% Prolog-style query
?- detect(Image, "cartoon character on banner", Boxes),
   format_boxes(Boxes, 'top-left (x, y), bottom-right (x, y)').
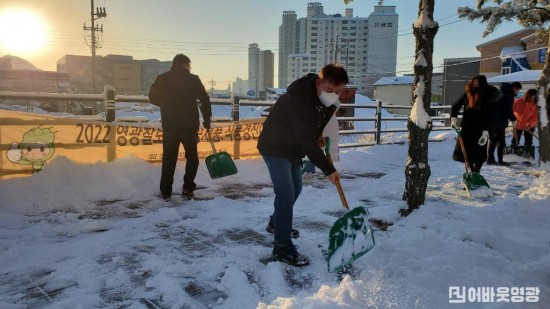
top-left (7, 126), bottom-right (56, 173)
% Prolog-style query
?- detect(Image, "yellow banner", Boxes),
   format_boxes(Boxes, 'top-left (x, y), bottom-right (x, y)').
top-left (0, 110), bottom-right (264, 179)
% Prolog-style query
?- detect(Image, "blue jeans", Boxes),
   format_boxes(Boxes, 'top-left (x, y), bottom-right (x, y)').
top-left (262, 155), bottom-right (302, 246)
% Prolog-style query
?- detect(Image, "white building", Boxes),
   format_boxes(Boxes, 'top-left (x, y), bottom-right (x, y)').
top-left (279, 2), bottom-right (398, 96)
top-left (232, 77), bottom-right (248, 97)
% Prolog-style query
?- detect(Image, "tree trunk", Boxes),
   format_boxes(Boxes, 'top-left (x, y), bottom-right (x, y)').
top-left (535, 28), bottom-right (550, 163)
top-left (402, 0), bottom-right (438, 216)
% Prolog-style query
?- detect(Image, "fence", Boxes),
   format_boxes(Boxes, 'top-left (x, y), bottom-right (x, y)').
top-left (0, 85), bottom-right (454, 150)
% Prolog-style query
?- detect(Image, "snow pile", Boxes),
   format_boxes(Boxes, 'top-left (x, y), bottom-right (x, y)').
top-left (409, 79), bottom-right (431, 129)
top-left (258, 276), bottom-right (363, 309)
top-left (520, 165), bottom-right (549, 200)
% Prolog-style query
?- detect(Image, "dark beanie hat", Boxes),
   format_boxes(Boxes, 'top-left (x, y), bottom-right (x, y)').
top-left (173, 54), bottom-right (191, 66)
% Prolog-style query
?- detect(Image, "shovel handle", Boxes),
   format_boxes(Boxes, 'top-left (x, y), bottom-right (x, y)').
top-left (335, 177), bottom-right (349, 210)
top-left (455, 129), bottom-right (471, 174)
top-left (207, 129), bottom-right (217, 154)
top-left (324, 137), bottom-right (349, 210)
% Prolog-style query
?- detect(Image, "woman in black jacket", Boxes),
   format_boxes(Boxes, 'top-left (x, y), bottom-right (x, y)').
top-left (451, 75), bottom-right (499, 173)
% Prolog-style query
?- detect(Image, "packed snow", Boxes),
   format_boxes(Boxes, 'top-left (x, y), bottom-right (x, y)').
top-left (1, 131), bottom-right (549, 308)
top-left (410, 79), bottom-right (432, 129)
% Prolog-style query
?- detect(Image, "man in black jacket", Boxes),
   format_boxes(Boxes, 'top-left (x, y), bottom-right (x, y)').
top-left (487, 82), bottom-right (520, 166)
top-left (257, 64), bottom-right (348, 266)
top-left (149, 54), bottom-right (211, 201)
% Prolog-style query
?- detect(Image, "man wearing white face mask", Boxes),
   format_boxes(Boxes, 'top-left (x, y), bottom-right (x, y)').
top-left (257, 64), bottom-right (349, 266)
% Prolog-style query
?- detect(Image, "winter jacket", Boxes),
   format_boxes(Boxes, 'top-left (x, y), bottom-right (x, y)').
top-left (257, 74), bottom-right (337, 175)
top-left (451, 85), bottom-right (500, 131)
top-left (491, 83), bottom-right (517, 130)
top-left (514, 98), bottom-right (538, 130)
top-left (148, 66), bottom-right (211, 132)
top-left (451, 85), bottom-right (499, 166)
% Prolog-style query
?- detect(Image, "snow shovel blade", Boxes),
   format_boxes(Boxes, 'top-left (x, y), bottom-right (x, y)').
top-left (327, 206), bottom-right (375, 272)
top-left (205, 152), bottom-right (238, 179)
top-left (463, 172), bottom-right (494, 197)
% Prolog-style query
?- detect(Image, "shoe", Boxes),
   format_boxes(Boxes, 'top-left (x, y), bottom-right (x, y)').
top-left (181, 189), bottom-right (194, 200)
top-left (498, 161), bottom-right (510, 166)
top-left (161, 194), bottom-right (171, 202)
top-left (486, 159), bottom-right (497, 165)
top-left (272, 242), bottom-right (309, 267)
top-left (266, 216), bottom-right (299, 238)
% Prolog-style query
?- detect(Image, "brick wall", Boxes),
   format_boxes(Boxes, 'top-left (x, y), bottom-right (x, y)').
top-left (478, 30), bottom-right (535, 74)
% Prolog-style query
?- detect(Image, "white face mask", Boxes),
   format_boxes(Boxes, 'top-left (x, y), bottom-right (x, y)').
top-left (319, 91), bottom-right (340, 107)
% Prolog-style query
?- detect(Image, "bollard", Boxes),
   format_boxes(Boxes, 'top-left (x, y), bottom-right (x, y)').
top-left (232, 96), bottom-right (240, 159)
top-left (103, 85), bottom-right (116, 161)
top-left (232, 96), bottom-right (240, 121)
top-left (375, 99), bottom-right (382, 145)
top-left (104, 85), bottom-right (115, 122)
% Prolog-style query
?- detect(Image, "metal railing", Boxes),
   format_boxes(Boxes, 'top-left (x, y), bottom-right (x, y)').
top-left (0, 86), bottom-right (453, 149)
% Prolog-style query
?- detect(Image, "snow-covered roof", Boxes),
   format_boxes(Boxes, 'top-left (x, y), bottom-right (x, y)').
top-left (354, 93), bottom-right (374, 104)
top-left (373, 76), bottom-right (414, 86)
top-left (500, 46), bottom-right (525, 61)
top-left (487, 70), bottom-right (541, 84)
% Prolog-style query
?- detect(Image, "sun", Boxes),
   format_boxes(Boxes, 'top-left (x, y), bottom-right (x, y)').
top-left (0, 8), bottom-right (46, 55)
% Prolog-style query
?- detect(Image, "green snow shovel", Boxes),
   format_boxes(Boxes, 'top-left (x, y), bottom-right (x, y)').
top-left (205, 129), bottom-right (238, 179)
top-left (455, 129), bottom-right (494, 197)
top-left (325, 137), bottom-right (375, 272)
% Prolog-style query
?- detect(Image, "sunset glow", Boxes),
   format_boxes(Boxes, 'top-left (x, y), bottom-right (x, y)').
top-left (0, 8), bottom-right (46, 55)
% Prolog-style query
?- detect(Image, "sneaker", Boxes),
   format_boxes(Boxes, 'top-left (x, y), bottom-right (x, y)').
top-left (498, 161), bottom-right (510, 166)
top-left (266, 216), bottom-right (299, 238)
top-left (272, 242), bottom-right (309, 267)
top-left (181, 189), bottom-right (194, 200)
top-left (486, 158), bottom-right (497, 165)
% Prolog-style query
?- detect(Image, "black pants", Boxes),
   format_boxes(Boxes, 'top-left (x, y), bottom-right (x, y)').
top-left (160, 129), bottom-right (199, 195)
top-left (488, 128), bottom-right (506, 162)
top-left (512, 129), bottom-right (533, 146)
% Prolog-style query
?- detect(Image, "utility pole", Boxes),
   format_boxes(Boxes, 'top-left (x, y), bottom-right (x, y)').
top-left (209, 78), bottom-right (216, 98)
top-left (83, 0), bottom-right (107, 93)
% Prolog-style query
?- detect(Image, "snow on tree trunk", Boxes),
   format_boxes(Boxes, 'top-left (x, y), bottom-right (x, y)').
top-left (536, 34), bottom-right (550, 163)
top-left (402, 0), bottom-right (438, 216)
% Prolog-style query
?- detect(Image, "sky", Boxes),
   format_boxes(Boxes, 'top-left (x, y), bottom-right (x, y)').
top-left (0, 0), bottom-right (524, 89)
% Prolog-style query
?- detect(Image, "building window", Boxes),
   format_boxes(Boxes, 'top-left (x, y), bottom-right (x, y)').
top-left (311, 57), bottom-right (317, 60)
top-left (311, 33), bottom-right (317, 36)
top-left (311, 51), bottom-right (317, 54)
top-left (502, 67), bottom-right (511, 75)
top-left (342, 27), bottom-right (348, 30)
top-left (311, 39), bottom-right (317, 42)
top-left (342, 21), bottom-right (348, 24)
top-left (311, 27), bottom-right (318, 30)
top-left (311, 45), bottom-right (317, 48)
top-left (312, 21), bottom-right (318, 24)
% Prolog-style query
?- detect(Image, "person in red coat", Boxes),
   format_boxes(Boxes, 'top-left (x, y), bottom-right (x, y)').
top-left (512, 89), bottom-right (539, 146)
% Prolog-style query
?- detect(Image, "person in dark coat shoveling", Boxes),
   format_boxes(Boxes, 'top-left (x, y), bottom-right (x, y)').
top-left (257, 64), bottom-right (348, 267)
top-left (451, 75), bottom-right (499, 173)
top-left (487, 82), bottom-right (520, 166)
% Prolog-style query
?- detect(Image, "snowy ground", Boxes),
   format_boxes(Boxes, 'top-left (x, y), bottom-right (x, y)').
top-left (1, 132), bottom-right (549, 309)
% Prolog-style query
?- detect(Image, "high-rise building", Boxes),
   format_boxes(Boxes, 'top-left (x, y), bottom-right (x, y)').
top-left (279, 2), bottom-right (398, 96)
top-left (279, 11), bottom-right (297, 89)
top-left (248, 44), bottom-right (274, 98)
